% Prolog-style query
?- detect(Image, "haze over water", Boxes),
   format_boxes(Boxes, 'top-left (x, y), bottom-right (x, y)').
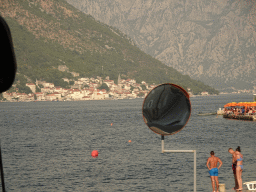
top-left (0, 94), bottom-right (255, 191)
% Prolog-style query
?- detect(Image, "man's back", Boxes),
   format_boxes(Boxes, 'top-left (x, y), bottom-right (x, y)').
top-left (206, 151), bottom-right (223, 192)
top-left (207, 156), bottom-right (220, 169)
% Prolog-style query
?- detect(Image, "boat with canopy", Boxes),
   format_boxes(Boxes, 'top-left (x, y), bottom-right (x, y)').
top-left (222, 102), bottom-right (256, 121)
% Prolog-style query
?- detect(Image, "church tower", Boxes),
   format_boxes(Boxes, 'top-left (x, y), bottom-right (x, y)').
top-left (117, 74), bottom-right (122, 91)
top-left (118, 73), bottom-right (121, 85)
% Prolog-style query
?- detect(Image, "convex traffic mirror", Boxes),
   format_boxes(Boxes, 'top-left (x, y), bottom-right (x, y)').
top-left (142, 83), bottom-right (191, 136)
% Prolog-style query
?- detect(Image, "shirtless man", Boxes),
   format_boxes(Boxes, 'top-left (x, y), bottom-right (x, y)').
top-left (206, 151), bottom-right (223, 192)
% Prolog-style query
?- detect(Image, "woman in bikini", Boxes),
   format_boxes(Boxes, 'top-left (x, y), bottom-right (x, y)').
top-left (235, 146), bottom-right (243, 191)
top-left (228, 148), bottom-right (238, 190)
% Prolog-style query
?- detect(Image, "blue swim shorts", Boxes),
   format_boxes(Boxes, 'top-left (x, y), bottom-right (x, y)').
top-left (209, 168), bottom-right (218, 176)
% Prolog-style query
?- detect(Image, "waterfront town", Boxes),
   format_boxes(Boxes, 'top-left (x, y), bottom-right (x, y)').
top-left (1, 63), bottom-right (203, 102)
top-left (2, 72), bottom-right (256, 102)
top-left (2, 62), bottom-right (255, 102)
top-left (1, 73), bottom-right (162, 102)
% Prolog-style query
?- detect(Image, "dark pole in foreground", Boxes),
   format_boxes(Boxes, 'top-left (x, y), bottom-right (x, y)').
top-left (0, 15), bottom-right (17, 192)
top-left (161, 135), bottom-right (164, 153)
top-left (0, 142), bottom-right (6, 192)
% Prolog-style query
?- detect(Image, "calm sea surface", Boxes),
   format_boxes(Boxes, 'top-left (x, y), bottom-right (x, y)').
top-left (0, 94), bottom-right (255, 191)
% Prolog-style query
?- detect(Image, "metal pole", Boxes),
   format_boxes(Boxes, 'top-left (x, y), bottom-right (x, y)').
top-left (161, 136), bottom-right (196, 192)
top-left (164, 150), bottom-right (195, 153)
top-left (194, 150), bottom-right (196, 192)
top-left (0, 142), bottom-right (6, 192)
top-left (161, 135), bottom-right (164, 153)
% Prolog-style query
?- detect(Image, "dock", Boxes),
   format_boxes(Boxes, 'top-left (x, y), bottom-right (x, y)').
top-left (223, 114), bottom-right (256, 121)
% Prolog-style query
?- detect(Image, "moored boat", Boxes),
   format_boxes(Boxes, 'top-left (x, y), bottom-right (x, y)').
top-left (222, 101), bottom-right (256, 121)
top-left (223, 114), bottom-right (256, 121)
top-left (198, 112), bottom-right (217, 116)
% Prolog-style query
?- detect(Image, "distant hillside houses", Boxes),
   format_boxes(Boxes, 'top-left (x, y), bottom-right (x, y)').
top-left (2, 75), bottom-right (158, 102)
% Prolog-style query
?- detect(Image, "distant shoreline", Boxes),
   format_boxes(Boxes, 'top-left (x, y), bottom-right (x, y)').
top-left (0, 97), bottom-right (145, 102)
top-left (1, 92), bottom-right (254, 103)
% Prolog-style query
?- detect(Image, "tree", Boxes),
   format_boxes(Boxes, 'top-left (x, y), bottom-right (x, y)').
top-left (98, 83), bottom-right (110, 92)
top-left (7, 86), bottom-right (16, 93)
top-left (137, 92), bottom-right (145, 97)
top-left (36, 86), bottom-right (41, 93)
top-left (69, 81), bottom-right (74, 86)
top-left (16, 84), bottom-right (32, 94)
top-left (140, 84), bottom-right (147, 90)
top-left (83, 84), bottom-right (89, 88)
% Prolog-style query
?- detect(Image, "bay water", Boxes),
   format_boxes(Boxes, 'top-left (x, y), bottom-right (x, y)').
top-left (0, 94), bottom-right (255, 191)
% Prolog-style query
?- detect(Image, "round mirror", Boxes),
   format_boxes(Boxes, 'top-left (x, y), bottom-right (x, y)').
top-left (142, 83), bottom-right (191, 136)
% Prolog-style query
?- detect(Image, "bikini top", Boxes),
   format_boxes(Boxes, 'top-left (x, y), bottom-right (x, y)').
top-left (237, 156), bottom-right (243, 161)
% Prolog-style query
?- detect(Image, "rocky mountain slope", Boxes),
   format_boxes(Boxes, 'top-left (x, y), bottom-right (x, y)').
top-left (67, 0), bottom-right (256, 90)
top-left (0, 0), bottom-right (218, 95)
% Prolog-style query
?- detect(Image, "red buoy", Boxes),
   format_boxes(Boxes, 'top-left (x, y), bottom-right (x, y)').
top-left (91, 150), bottom-right (98, 158)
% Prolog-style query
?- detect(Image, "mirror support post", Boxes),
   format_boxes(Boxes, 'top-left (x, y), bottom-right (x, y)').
top-left (194, 149), bottom-right (196, 192)
top-left (161, 137), bottom-right (196, 192)
top-left (161, 135), bottom-right (164, 153)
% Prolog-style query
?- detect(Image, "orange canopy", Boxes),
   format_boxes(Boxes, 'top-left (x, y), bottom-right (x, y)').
top-left (224, 102), bottom-right (237, 108)
top-left (224, 102), bottom-right (256, 108)
top-left (250, 102), bottom-right (256, 106)
top-left (224, 103), bottom-right (230, 108)
top-left (229, 102), bottom-right (237, 107)
top-left (237, 102), bottom-right (245, 106)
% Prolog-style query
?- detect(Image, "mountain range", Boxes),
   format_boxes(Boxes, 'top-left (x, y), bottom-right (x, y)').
top-left (67, 0), bottom-right (256, 91)
top-left (0, 0), bottom-right (218, 95)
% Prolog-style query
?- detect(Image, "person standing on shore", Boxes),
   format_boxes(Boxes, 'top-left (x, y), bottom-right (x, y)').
top-left (235, 146), bottom-right (243, 191)
top-left (228, 148), bottom-right (239, 190)
top-left (206, 151), bottom-right (223, 192)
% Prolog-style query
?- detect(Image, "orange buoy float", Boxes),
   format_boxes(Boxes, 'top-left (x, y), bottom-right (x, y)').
top-left (111, 123), bottom-right (113, 126)
top-left (128, 140), bottom-right (132, 143)
top-left (91, 150), bottom-right (98, 158)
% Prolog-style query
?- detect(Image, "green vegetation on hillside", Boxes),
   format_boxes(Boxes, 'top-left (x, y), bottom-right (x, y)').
top-left (98, 83), bottom-right (110, 92)
top-left (1, 0), bottom-right (219, 95)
